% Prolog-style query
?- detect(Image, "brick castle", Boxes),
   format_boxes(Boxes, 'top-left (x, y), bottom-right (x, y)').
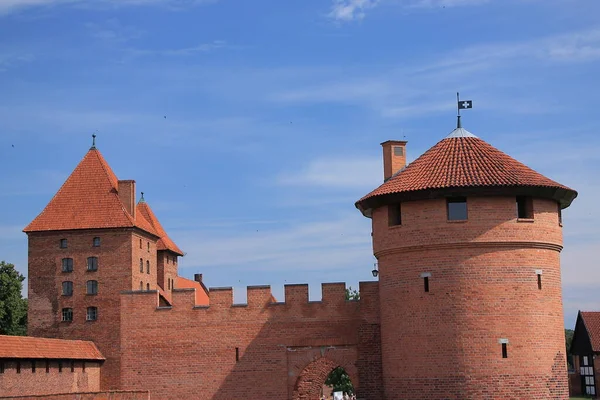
top-left (7, 123), bottom-right (578, 399)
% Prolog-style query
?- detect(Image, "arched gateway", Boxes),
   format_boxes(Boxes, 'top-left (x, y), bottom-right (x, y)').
top-left (293, 356), bottom-right (358, 400)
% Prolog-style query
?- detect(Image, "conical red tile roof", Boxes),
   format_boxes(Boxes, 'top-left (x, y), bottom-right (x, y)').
top-left (356, 128), bottom-right (577, 215)
top-left (137, 201), bottom-right (184, 256)
top-left (24, 148), bottom-right (157, 236)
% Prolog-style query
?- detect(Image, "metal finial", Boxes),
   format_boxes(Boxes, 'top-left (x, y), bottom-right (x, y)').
top-left (91, 133), bottom-right (97, 150)
top-left (140, 192), bottom-right (145, 203)
top-left (456, 92), bottom-right (461, 129)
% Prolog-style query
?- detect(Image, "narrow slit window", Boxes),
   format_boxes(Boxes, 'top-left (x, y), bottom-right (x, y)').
top-left (502, 343), bottom-right (508, 358)
top-left (58, 361), bottom-right (63, 373)
top-left (537, 274), bottom-right (542, 290)
top-left (146, 260), bottom-right (150, 274)
top-left (424, 277), bottom-right (430, 292)
top-left (558, 203), bottom-right (562, 225)
top-left (0, 361), bottom-right (4, 373)
top-left (139, 258), bottom-right (143, 273)
top-left (147, 242), bottom-right (150, 252)
top-left (71, 360), bottom-right (75, 372)
top-left (146, 283), bottom-right (150, 291)
top-left (140, 281), bottom-right (143, 290)
top-left (139, 239), bottom-right (142, 249)
top-left (388, 203), bottom-right (402, 226)
top-left (516, 196), bottom-right (534, 219)
top-left (82, 362), bottom-right (86, 372)
top-left (447, 197), bottom-right (467, 221)
top-left (16, 361), bottom-right (20, 373)
top-left (236, 347), bottom-right (240, 362)
top-left (31, 360), bottom-right (36, 373)
top-left (46, 360), bottom-right (50, 373)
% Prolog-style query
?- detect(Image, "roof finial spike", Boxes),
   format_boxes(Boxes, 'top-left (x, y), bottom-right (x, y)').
top-left (140, 192), bottom-right (145, 203)
top-left (457, 115), bottom-right (462, 129)
top-left (456, 92), bottom-right (462, 129)
top-left (91, 133), bottom-right (97, 150)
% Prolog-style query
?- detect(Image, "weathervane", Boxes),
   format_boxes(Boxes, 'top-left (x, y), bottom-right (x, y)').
top-left (91, 133), bottom-right (97, 150)
top-left (456, 92), bottom-right (473, 129)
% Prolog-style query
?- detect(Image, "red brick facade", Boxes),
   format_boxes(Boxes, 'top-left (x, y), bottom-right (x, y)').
top-left (21, 129), bottom-right (576, 399)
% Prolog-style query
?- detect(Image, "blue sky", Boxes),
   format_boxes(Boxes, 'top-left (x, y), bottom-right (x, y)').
top-left (0, 0), bottom-right (598, 328)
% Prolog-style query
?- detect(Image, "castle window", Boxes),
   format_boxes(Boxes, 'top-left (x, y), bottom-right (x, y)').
top-left (146, 260), bottom-right (150, 274)
top-left (86, 280), bottom-right (98, 295)
top-left (45, 360), bottom-right (49, 373)
top-left (0, 361), bottom-right (4, 373)
top-left (62, 281), bottom-right (73, 296)
top-left (62, 308), bottom-right (73, 322)
top-left (71, 360), bottom-right (75, 372)
top-left (93, 237), bottom-right (100, 247)
top-left (16, 361), bottom-right (20, 373)
top-left (236, 347), bottom-right (240, 362)
top-left (516, 196), bottom-right (534, 219)
top-left (388, 203), bottom-right (402, 226)
top-left (139, 258), bottom-right (143, 273)
top-left (82, 362), bottom-right (86, 372)
top-left (62, 258), bottom-right (73, 272)
top-left (60, 238), bottom-right (67, 248)
top-left (173, 256), bottom-right (177, 264)
top-left (499, 339), bottom-right (509, 358)
top-left (58, 361), bottom-right (63, 373)
top-left (447, 197), bottom-right (467, 220)
top-left (535, 269), bottom-right (543, 290)
top-left (139, 239), bottom-right (142, 249)
top-left (87, 256), bottom-right (98, 271)
top-left (420, 272), bottom-right (431, 292)
top-left (147, 242), bottom-right (150, 252)
top-left (146, 283), bottom-right (150, 291)
top-left (86, 307), bottom-right (98, 321)
top-left (31, 360), bottom-right (36, 373)
top-left (140, 281), bottom-right (143, 290)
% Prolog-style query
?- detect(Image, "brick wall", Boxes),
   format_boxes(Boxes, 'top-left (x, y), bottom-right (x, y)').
top-left (372, 196), bottom-right (568, 399)
top-left (0, 390), bottom-right (149, 400)
top-left (27, 228), bottom-right (151, 390)
top-left (0, 360), bottom-right (100, 397)
top-left (119, 282), bottom-right (381, 400)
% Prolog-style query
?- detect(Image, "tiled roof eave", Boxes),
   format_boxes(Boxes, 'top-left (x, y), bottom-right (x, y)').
top-left (23, 224), bottom-right (160, 238)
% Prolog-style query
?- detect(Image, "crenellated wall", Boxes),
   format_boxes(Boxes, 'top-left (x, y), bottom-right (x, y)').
top-left (119, 281), bottom-right (382, 400)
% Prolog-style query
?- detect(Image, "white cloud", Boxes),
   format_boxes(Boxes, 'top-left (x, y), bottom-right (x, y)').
top-left (277, 157), bottom-right (381, 189)
top-left (329, 0), bottom-right (379, 22)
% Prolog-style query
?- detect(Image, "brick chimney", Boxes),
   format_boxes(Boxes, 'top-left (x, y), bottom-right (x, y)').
top-left (381, 140), bottom-right (407, 181)
top-left (118, 180), bottom-right (136, 219)
top-left (194, 274), bottom-right (203, 283)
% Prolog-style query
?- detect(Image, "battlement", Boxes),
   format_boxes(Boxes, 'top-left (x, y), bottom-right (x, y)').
top-left (121, 281), bottom-right (379, 319)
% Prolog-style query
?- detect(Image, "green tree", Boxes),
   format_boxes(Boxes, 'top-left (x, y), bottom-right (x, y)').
top-left (325, 367), bottom-right (355, 395)
top-left (345, 287), bottom-right (360, 301)
top-left (565, 328), bottom-right (575, 369)
top-left (0, 261), bottom-right (27, 336)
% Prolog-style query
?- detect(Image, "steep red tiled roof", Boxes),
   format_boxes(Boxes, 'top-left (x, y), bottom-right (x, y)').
top-left (175, 277), bottom-right (209, 306)
top-left (23, 148), bottom-right (157, 237)
top-left (137, 201), bottom-right (184, 256)
top-left (581, 312), bottom-right (600, 352)
top-left (357, 133), bottom-right (576, 210)
top-left (0, 335), bottom-right (104, 360)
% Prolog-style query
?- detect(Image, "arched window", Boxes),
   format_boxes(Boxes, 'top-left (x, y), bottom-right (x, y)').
top-left (61, 258), bottom-right (73, 272)
top-left (87, 257), bottom-right (98, 271)
top-left (62, 281), bottom-right (73, 296)
top-left (139, 238), bottom-right (142, 249)
top-left (146, 260), bottom-right (150, 274)
top-left (86, 307), bottom-right (98, 321)
top-left (147, 242), bottom-right (150, 252)
top-left (139, 258), bottom-right (143, 273)
top-left (86, 280), bottom-right (98, 295)
top-left (146, 283), bottom-right (150, 291)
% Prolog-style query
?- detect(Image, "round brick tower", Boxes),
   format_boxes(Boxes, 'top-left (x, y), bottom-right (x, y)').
top-left (356, 126), bottom-right (577, 400)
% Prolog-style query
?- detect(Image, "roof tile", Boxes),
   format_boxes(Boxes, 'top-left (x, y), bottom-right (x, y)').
top-left (581, 312), bottom-right (600, 352)
top-left (0, 335), bottom-right (104, 360)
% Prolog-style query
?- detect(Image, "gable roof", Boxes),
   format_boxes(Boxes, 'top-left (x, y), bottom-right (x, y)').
top-left (137, 201), bottom-right (184, 256)
top-left (0, 335), bottom-right (104, 360)
top-left (580, 311), bottom-right (600, 352)
top-left (23, 148), bottom-right (157, 236)
top-left (356, 128), bottom-right (577, 215)
top-left (175, 276), bottom-right (209, 306)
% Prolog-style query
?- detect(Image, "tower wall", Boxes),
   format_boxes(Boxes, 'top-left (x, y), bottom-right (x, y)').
top-left (373, 196), bottom-right (568, 399)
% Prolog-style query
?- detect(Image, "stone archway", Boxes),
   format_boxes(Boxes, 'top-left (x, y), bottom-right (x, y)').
top-left (292, 356), bottom-right (359, 400)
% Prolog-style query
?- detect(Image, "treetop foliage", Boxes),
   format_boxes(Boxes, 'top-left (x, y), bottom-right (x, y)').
top-left (0, 261), bottom-right (28, 336)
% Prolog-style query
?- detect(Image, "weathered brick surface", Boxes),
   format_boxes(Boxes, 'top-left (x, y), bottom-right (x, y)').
top-left (119, 282), bottom-right (381, 400)
top-left (372, 196), bottom-right (568, 399)
top-left (0, 360), bottom-right (100, 397)
top-left (27, 228), bottom-right (158, 390)
top-left (0, 390), bottom-right (149, 400)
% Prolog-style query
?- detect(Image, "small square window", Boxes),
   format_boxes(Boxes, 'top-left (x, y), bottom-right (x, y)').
top-left (516, 196), bottom-right (534, 219)
top-left (388, 203), bottom-right (402, 226)
top-left (62, 308), bottom-right (73, 322)
top-left (87, 257), bottom-right (98, 271)
top-left (62, 281), bottom-right (73, 296)
top-left (447, 197), bottom-right (467, 221)
top-left (62, 258), bottom-right (73, 272)
top-left (60, 239), bottom-right (67, 248)
top-left (87, 280), bottom-right (98, 295)
top-left (86, 307), bottom-right (98, 321)
top-left (93, 237), bottom-right (100, 247)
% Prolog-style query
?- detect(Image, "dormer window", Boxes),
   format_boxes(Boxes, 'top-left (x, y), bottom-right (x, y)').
top-left (93, 237), bottom-right (100, 247)
top-left (516, 196), bottom-right (533, 219)
top-left (447, 197), bottom-right (467, 221)
top-left (60, 239), bottom-right (67, 249)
